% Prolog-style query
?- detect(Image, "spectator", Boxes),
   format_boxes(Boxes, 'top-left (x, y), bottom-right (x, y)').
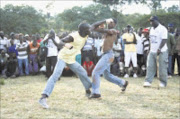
top-left (111, 38), bottom-right (121, 76)
top-left (0, 50), bottom-right (9, 78)
top-left (36, 33), bottom-right (42, 43)
top-left (167, 23), bottom-right (176, 78)
top-left (8, 39), bottom-right (18, 56)
top-left (0, 31), bottom-right (8, 53)
top-left (43, 29), bottom-right (59, 78)
top-left (25, 34), bottom-right (31, 43)
top-left (136, 28), bottom-right (144, 76)
top-left (82, 36), bottom-right (94, 64)
top-left (94, 33), bottom-right (103, 64)
top-left (172, 28), bottom-right (180, 76)
top-left (144, 16), bottom-right (168, 88)
top-left (28, 35), bottom-right (40, 75)
top-left (16, 35), bottom-right (29, 76)
top-left (122, 25), bottom-right (138, 78)
top-left (4, 53), bottom-right (19, 78)
top-left (83, 57), bottom-right (95, 76)
top-left (142, 28), bottom-right (150, 76)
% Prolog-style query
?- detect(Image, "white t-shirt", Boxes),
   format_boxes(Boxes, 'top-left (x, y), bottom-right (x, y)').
top-left (136, 34), bottom-right (144, 54)
top-left (113, 43), bottom-right (121, 57)
top-left (149, 24), bottom-right (168, 53)
top-left (94, 38), bottom-right (103, 56)
top-left (0, 37), bottom-right (8, 52)
top-left (43, 34), bottom-right (59, 57)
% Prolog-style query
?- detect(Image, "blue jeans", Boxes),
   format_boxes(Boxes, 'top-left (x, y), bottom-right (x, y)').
top-left (18, 58), bottom-right (29, 75)
top-left (92, 50), bottom-right (125, 94)
top-left (145, 51), bottom-right (168, 86)
top-left (168, 55), bottom-right (172, 75)
top-left (42, 59), bottom-right (92, 97)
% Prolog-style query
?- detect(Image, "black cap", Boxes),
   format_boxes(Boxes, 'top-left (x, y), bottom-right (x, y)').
top-left (127, 24), bottom-right (131, 27)
top-left (149, 16), bottom-right (158, 21)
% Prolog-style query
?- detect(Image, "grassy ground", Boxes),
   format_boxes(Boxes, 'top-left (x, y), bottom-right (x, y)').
top-left (0, 75), bottom-right (179, 119)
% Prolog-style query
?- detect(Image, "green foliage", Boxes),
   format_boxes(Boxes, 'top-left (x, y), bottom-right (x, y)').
top-left (0, 4), bottom-right (47, 35)
top-left (132, 12), bottom-right (180, 30)
top-left (166, 5), bottom-right (180, 13)
top-left (55, 4), bottom-right (113, 31)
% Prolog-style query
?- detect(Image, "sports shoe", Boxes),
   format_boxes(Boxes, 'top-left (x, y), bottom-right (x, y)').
top-left (168, 75), bottom-right (172, 78)
top-left (124, 74), bottom-right (129, 78)
top-left (86, 89), bottom-right (91, 97)
top-left (159, 83), bottom-right (166, 88)
top-left (122, 81), bottom-right (128, 92)
top-left (143, 82), bottom-right (151, 87)
top-left (88, 94), bottom-right (101, 99)
top-left (39, 98), bottom-right (49, 109)
top-left (133, 73), bottom-right (138, 78)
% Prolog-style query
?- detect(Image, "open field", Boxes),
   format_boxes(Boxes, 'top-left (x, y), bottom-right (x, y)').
top-left (0, 75), bottom-right (179, 118)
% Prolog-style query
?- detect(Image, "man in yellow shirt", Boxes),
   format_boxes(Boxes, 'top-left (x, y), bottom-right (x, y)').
top-left (39, 22), bottom-right (92, 109)
top-left (122, 25), bottom-right (138, 78)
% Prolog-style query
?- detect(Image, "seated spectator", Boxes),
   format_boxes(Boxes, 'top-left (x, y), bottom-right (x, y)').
top-left (4, 53), bottom-right (19, 78)
top-left (16, 35), bottom-right (29, 76)
top-left (62, 65), bottom-right (74, 77)
top-left (83, 57), bottom-right (95, 76)
top-left (0, 50), bottom-right (9, 78)
top-left (28, 35), bottom-right (40, 75)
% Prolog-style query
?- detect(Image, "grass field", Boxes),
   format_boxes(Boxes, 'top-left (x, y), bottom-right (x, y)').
top-left (0, 75), bottom-right (179, 118)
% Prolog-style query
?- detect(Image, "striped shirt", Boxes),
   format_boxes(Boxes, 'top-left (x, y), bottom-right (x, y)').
top-left (15, 42), bottom-right (28, 59)
top-left (142, 37), bottom-right (150, 52)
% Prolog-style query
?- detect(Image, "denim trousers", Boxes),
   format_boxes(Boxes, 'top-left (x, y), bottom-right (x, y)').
top-left (42, 59), bottom-right (92, 97)
top-left (18, 58), bottom-right (29, 75)
top-left (145, 51), bottom-right (168, 86)
top-left (92, 50), bottom-right (125, 94)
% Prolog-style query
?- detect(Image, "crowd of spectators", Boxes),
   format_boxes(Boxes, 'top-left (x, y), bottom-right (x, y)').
top-left (0, 23), bottom-right (179, 79)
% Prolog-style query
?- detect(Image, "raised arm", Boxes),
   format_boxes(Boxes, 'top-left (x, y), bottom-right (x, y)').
top-left (53, 35), bottom-right (74, 49)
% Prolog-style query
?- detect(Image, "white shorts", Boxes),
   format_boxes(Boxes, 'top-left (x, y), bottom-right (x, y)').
top-left (124, 52), bottom-right (137, 67)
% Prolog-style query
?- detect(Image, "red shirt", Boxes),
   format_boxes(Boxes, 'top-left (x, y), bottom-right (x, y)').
top-left (83, 61), bottom-right (94, 68)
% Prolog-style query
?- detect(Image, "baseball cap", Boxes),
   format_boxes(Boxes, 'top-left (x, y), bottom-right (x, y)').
top-left (142, 28), bottom-right (149, 33)
top-left (149, 16), bottom-right (158, 21)
top-left (168, 23), bottom-right (174, 27)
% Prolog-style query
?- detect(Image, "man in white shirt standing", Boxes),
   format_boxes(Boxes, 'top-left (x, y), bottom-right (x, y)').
top-left (43, 30), bottom-right (59, 78)
top-left (144, 16), bottom-right (168, 88)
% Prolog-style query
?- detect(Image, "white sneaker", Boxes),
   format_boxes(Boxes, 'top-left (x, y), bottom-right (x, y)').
top-left (159, 83), bottom-right (166, 88)
top-left (168, 75), bottom-right (172, 78)
top-left (133, 73), bottom-right (138, 78)
top-left (39, 98), bottom-right (49, 109)
top-left (143, 82), bottom-right (151, 87)
top-left (124, 74), bottom-right (129, 78)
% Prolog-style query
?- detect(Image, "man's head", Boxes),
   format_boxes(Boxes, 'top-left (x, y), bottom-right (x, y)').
top-left (1, 50), bottom-right (6, 57)
top-left (137, 28), bottom-right (143, 36)
top-left (0, 31), bottom-right (4, 38)
top-left (10, 32), bottom-right (15, 39)
top-left (149, 16), bottom-right (159, 28)
top-left (175, 28), bottom-right (180, 36)
top-left (142, 28), bottom-right (149, 38)
top-left (126, 25), bottom-right (132, 33)
top-left (78, 22), bottom-right (91, 37)
top-left (32, 35), bottom-right (37, 46)
top-left (48, 29), bottom-right (55, 39)
top-left (108, 18), bottom-right (117, 29)
top-left (168, 23), bottom-right (174, 33)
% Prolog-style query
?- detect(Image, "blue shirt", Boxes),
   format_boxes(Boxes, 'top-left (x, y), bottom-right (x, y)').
top-left (8, 45), bottom-right (18, 56)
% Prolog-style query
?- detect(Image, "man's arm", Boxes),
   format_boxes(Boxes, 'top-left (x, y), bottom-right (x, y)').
top-left (90, 19), bottom-right (116, 35)
top-left (52, 35), bottom-right (74, 49)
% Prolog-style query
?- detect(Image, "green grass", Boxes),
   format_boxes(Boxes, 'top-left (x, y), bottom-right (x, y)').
top-left (0, 75), bottom-right (179, 118)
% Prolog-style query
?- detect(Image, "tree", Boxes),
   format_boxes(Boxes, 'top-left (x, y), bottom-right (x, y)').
top-left (166, 5), bottom-right (180, 13)
top-left (0, 4), bottom-right (47, 35)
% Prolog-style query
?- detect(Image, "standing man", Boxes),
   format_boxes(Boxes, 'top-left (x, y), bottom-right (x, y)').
top-left (143, 16), bottom-right (168, 88)
top-left (167, 23), bottom-right (175, 78)
top-left (39, 22), bottom-right (92, 108)
top-left (122, 25), bottom-right (138, 78)
top-left (0, 31), bottom-right (8, 53)
top-left (89, 18), bottom-right (128, 99)
top-left (16, 35), bottom-right (29, 76)
top-left (43, 30), bottom-right (59, 78)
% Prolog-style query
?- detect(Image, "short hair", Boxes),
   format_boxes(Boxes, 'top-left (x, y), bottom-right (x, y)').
top-left (112, 18), bottom-right (117, 24)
